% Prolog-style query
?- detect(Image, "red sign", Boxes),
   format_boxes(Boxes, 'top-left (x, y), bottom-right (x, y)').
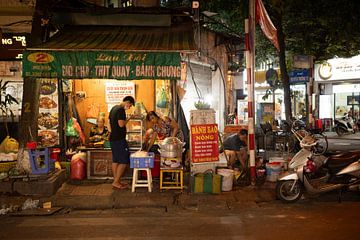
top-left (190, 124), bottom-right (219, 163)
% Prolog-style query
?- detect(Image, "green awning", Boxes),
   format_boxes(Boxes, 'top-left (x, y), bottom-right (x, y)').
top-left (28, 25), bottom-right (196, 52)
top-left (23, 25), bottom-right (196, 80)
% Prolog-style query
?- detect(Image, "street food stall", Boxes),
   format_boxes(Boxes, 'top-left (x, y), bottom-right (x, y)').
top-left (22, 23), bottom-right (196, 179)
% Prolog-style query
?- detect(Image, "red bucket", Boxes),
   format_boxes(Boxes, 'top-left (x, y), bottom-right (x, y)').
top-left (141, 154), bottom-right (160, 178)
top-left (50, 148), bottom-right (61, 162)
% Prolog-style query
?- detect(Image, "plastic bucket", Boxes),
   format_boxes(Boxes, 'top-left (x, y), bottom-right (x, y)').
top-left (217, 169), bottom-right (234, 191)
top-left (193, 173), bottom-right (204, 193)
top-left (212, 174), bottom-right (222, 194)
top-left (203, 172), bottom-right (213, 193)
top-left (266, 162), bottom-right (282, 182)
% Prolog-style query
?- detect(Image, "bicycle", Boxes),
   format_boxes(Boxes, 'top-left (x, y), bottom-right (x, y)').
top-left (273, 120), bottom-right (296, 153)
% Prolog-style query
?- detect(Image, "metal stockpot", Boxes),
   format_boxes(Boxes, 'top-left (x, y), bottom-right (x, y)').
top-left (158, 149), bottom-right (180, 158)
top-left (158, 137), bottom-right (184, 151)
top-left (158, 137), bottom-right (185, 158)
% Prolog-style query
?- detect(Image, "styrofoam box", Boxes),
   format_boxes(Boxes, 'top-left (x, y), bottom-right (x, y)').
top-left (190, 161), bottom-right (227, 174)
top-left (191, 162), bottom-right (216, 174)
top-left (190, 109), bottom-right (216, 125)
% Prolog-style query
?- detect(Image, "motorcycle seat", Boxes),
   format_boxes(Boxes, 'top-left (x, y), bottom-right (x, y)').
top-left (326, 153), bottom-right (360, 173)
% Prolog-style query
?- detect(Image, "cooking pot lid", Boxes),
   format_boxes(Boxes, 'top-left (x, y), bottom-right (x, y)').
top-left (162, 137), bottom-right (182, 145)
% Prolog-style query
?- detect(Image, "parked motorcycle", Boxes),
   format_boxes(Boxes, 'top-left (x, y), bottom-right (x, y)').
top-left (276, 147), bottom-right (360, 203)
top-left (334, 113), bottom-right (356, 136)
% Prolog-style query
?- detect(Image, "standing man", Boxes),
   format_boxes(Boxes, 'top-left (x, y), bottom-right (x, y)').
top-left (108, 96), bottom-right (135, 189)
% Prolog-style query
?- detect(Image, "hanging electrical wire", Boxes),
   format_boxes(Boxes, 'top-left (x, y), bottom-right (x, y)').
top-left (187, 55), bottom-right (203, 101)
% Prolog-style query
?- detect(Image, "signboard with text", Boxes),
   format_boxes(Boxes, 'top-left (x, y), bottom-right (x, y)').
top-left (190, 124), bottom-right (219, 163)
top-left (105, 81), bottom-right (135, 103)
top-left (289, 69), bottom-right (309, 83)
top-left (1, 33), bottom-right (27, 60)
top-left (22, 51), bottom-right (181, 80)
top-left (105, 81), bottom-right (135, 112)
top-left (314, 55), bottom-right (360, 81)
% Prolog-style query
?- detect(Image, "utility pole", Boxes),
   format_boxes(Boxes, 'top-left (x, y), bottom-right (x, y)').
top-left (245, 0), bottom-right (256, 185)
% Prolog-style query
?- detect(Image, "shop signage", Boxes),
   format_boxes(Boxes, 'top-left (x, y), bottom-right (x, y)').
top-left (37, 79), bottom-right (60, 147)
top-left (0, 33), bottom-right (27, 60)
top-left (289, 69), bottom-right (309, 83)
top-left (105, 81), bottom-right (135, 112)
top-left (190, 124), bottom-right (219, 163)
top-left (105, 81), bottom-right (135, 103)
top-left (314, 55), bottom-right (360, 81)
top-left (293, 55), bottom-right (313, 69)
top-left (22, 51), bottom-right (181, 80)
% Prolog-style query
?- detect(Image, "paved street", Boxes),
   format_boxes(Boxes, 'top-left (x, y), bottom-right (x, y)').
top-left (1, 191), bottom-right (360, 240)
top-left (1, 131), bottom-right (360, 240)
top-left (326, 131), bottom-right (360, 152)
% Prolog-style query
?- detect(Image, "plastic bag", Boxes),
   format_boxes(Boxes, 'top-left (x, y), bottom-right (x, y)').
top-left (156, 88), bottom-right (168, 108)
top-left (72, 118), bottom-right (85, 144)
top-left (0, 136), bottom-right (19, 153)
top-left (65, 118), bottom-right (78, 137)
top-left (22, 198), bottom-right (39, 210)
top-left (71, 158), bottom-right (86, 180)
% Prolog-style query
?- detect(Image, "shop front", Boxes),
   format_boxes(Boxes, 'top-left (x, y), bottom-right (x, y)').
top-left (22, 24), bottom-right (196, 179)
top-left (0, 33), bottom-right (28, 142)
top-left (253, 68), bottom-right (309, 125)
top-left (315, 55), bottom-right (360, 129)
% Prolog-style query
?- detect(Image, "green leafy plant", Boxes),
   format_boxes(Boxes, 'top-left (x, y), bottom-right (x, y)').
top-left (0, 79), bottom-right (19, 121)
top-left (194, 100), bottom-right (210, 110)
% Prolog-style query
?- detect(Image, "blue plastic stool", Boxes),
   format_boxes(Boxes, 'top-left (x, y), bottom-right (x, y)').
top-left (28, 148), bottom-right (54, 174)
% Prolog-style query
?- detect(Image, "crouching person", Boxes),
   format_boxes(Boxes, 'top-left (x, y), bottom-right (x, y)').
top-left (223, 129), bottom-right (248, 169)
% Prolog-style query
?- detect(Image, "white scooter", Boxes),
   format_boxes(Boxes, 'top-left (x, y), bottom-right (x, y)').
top-left (276, 140), bottom-right (360, 203)
top-left (334, 113), bottom-right (356, 136)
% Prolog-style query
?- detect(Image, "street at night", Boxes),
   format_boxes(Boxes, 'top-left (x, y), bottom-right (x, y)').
top-left (1, 191), bottom-right (360, 240)
top-left (2, 0), bottom-right (360, 239)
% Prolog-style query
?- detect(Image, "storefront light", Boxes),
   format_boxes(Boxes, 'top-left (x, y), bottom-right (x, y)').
top-left (204, 94), bottom-right (213, 104)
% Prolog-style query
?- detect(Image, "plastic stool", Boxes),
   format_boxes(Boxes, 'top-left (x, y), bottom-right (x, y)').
top-left (131, 168), bottom-right (153, 192)
top-left (159, 167), bottom-right (184, 191)
top-left (28, 148), bottom-right (54, 174)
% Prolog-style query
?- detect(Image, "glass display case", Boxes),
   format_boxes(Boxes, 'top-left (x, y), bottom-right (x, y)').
top-left (126, 118), bottom-right (144, 152)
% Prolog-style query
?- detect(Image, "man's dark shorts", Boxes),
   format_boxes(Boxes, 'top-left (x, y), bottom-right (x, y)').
top-left (110, 139), bottom-right (130, 164)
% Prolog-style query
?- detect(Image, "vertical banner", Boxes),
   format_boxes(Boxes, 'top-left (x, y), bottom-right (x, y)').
top-left (190, 124), bottom-right (219, 163)
top-left (37, 78), bottom-right (60, 147)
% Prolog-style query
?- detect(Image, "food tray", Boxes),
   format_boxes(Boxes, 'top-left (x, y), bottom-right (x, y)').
top-left (130, 152), bottom-right (154, 168)
top-left (0, 161), bottom-right (17, 173)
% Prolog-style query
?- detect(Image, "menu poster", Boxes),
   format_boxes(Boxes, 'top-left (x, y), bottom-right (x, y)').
top-left (190, 124), bottom-right (219, 163)
top-left (105, 81), bottom-right (135, 103)
top-left (37, 78), bottom-right (60, 147)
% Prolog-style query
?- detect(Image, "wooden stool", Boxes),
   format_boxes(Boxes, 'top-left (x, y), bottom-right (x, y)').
top-left (159, 167), bottom-right (184, 191)
top-left (131, 168), bottom-right (153, 192)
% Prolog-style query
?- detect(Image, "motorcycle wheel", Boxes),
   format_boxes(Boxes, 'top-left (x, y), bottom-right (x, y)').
top-left (276, 180), bottom-right (303, 203)
top-left (335, 127), bottom-right (346, 136)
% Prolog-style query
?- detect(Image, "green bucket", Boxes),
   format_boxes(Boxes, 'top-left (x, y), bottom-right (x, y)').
top-left (203, 172), bottom-right (213, 193)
